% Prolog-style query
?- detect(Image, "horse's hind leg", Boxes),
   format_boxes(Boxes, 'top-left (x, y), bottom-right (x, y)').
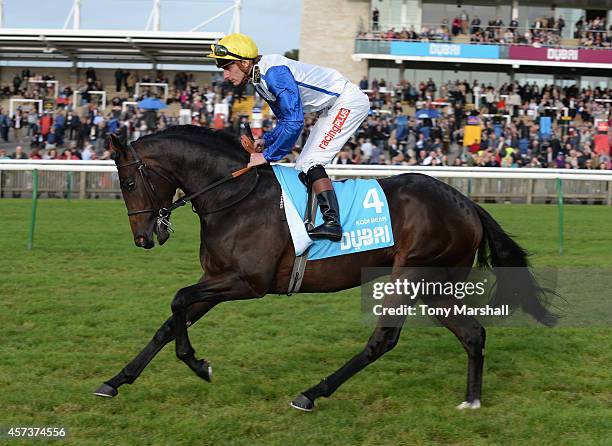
top-left (428, 295), bottom-right (486, 409)
top-left (291, 318), bottom-right (406, 412)
top-left (94, 301), bottom-right (215, 398)
top-left (290, 268), bottom-right (423, 412)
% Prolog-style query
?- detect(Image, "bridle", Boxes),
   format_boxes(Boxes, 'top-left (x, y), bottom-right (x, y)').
top-left (117, 144), bottom-right (172, 217)
top-left (116, 143), bottom-right (258, 233)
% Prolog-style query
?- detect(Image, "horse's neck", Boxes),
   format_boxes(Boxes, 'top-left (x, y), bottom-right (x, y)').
top-left (159, 144), bottom-right (246, 197)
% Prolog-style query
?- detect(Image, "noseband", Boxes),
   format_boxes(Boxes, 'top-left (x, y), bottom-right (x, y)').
top-left (116, 143), bottom-right (259, 232)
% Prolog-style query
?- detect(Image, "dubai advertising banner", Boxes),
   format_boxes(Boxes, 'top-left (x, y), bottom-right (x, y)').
top-left (390, 42), bottom-right (500, 59)
top-left (508, 46), bottom-right (612, 63)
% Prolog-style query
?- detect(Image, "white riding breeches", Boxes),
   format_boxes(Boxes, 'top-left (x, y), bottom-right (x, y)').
top-left (294, 82), bottom-right (370, 173)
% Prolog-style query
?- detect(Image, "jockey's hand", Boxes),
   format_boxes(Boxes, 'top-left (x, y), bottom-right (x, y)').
top-left (253, 139), bottom-right (265, 152)
top-left (247, 152), bottom-right (267, 168)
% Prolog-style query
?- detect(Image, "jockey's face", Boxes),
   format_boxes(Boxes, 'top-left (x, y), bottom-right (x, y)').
top-left (222, 60), bottom-right (251, 86)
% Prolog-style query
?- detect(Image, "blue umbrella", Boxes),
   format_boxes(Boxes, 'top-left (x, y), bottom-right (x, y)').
top-left (415, 109), bottom-right (440, 119)
top-left (138, 97), bottom-right (167, 110)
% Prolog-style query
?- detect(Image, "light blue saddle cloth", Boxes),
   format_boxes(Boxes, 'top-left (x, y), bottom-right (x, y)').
top-left (271, 164), bottom-right (395, 260)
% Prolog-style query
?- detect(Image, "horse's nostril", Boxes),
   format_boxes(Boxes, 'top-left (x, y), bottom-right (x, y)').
top-left (136, 236), bottom-right (146, 247)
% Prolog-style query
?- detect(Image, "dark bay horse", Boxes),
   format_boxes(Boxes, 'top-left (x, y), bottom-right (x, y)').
top-left (95, 126), bottom-right (556, 411)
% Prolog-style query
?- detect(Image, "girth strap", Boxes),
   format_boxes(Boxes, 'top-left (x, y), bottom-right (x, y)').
top-left (287, 183), bottom-right (318, 295)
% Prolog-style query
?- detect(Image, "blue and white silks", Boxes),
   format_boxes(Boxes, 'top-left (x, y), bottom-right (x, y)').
top-left (272, 165), bottom-right (394, 260)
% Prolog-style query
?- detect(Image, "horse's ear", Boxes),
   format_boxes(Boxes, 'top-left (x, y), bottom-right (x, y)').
top-left (108, 134), bottom-right (125, 161)
top-left (108, 133), bottom-right (126, 153)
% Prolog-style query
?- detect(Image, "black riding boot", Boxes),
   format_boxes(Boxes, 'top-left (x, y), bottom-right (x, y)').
top-left (305, 165), bottom-right (342, 242)
top-left (308, 189), bottom-right (342, 241)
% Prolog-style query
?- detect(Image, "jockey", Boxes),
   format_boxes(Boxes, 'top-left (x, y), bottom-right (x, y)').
top-left (207, 33), bottom-right (370, 242)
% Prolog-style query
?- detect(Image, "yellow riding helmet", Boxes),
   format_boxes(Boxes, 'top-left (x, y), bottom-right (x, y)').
top-left (207, 33), bottom-right (259, 68)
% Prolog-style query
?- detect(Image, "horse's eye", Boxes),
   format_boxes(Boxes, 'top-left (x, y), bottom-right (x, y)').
top-left (122, 178), bottom-right (136, 191)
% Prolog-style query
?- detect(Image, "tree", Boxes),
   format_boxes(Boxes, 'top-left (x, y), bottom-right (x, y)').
top-left (283, 49), bottom-right (299, 61)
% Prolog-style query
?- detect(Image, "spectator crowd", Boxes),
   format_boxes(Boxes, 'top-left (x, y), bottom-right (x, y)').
top-left (327, 77), bottom-right (610, 169)
top-left (1, 67), bottom-right (610, 172)
top-left (358, 11), bottom-right (612, 49)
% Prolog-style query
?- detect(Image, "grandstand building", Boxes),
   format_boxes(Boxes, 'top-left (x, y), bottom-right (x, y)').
top-left (0, 0), bottom-right (242, 120)
top-left (0, 29), bottom-right (222, 110)
top-left (300, 0), bottom-right (612, 88)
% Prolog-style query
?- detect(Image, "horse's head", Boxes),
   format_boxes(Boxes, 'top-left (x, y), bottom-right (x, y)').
top-left (109, 134), bottom-right (176, 249)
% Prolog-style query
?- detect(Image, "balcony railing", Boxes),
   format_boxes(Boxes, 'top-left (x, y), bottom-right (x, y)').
top-left (358, 23), bottom-right (612, 50)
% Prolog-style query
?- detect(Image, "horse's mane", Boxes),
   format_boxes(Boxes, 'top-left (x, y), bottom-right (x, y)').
top-left (135, 125), bottom-right (242, 155)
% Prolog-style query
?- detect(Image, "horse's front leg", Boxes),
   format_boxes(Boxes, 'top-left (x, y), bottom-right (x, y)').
top-left (171, 276), bottom-right (259, 381)
top-left (94, 301), bottom-right (215, 398)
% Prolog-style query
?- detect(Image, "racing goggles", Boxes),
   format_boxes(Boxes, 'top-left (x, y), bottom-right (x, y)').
top-left (212, 45), bottom-right (248, 68)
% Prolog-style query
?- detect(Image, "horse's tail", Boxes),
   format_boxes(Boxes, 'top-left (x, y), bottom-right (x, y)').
top-left (474, 204), bottom-right (558, 327)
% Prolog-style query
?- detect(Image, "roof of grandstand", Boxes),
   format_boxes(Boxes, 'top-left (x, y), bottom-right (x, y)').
top-left (0, 28), bottom-right (224, 65)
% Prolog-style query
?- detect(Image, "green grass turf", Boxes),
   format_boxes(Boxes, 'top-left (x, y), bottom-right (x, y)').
top-left (1, 200), bottom-right (611, 445)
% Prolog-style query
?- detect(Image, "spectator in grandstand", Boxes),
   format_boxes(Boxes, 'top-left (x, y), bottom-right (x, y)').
top-left (29, 148), bottom-right (42, 160)
top-left (174, 71), bottom-right (188, 92)
top-left (85, 67), bottom-right (96, 82)
top-left (46, 127), bottom-right (58, 149)
top-left (0, 149), bottom-right (9, 159)
top-left (54, 111), bottom-right (65, 146)
top-left (65, 111), bottom-right (80, 141)
top-left (10, 145), bottom-right (28, 159)
top-left (42, 148), bottom-right (59, 160)
top-left (332, 148), bottom-right (354, 165)
top-left (451, 16), bottom-right (462, 36)
top-left (40, 112), bottom-right (52, 141)
top-left (508, 17), bottom-right (518, 32)
top-left (76, 117), bottom-right (90, 149)
top-left (12, 74), bottom-right (22, 94)
top-left (100, 148), bottom-right (112, 160)
top-left (470, 16), bottom-right (481, 35)
top-left (1, 84), bottom-right (11, 98)
top-left (12, 110), bottom-right (24, 142)
top-left (460, 10), bottom-right (469, 34)
top-left (372, 7), bottom-right (379, 31)
top-left (126, 71), bottom-right (137, 96)
top-left (81, 143), bottom-right (96, 161)
top-left (369, 143), bottom-right (383, 164)
top-left (0, 109), bottom-right (10, 142)
top-left (60, 148), bottom-right (79, 160)
top-left (155, 71), bottom-right (169, 85)
top-left (360, 138), bottom-right (374, 163)
top-left (114, 68), bottom-right (124, 92)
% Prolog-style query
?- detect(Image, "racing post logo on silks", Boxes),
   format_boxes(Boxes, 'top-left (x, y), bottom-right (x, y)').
top-left (318, 108), bottom-right (351, 150)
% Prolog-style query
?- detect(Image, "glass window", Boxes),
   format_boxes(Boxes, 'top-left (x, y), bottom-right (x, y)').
top-left (555, 8), bottom-right (584, 38)
top-left (421, 3), bottom-right (510, 28)
top-left (369, 67), bottom-right (401, 85)
top-left (412, 68), bottom-right (443, 86)
top-left (580, 77), bottom-right (609, 89)
top-left (517, 6), bottom-right (555, 29)
top-left (514, 73), bottom-right (554, 87)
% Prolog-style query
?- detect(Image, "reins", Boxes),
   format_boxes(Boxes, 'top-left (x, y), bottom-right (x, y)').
top-left (164, 167), bottom-right (259, 216)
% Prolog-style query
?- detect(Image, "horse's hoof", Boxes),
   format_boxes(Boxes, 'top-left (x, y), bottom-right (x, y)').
top-left (196, 359), bottom-right (212, 382)
top-left (456, 399), bottom-right (481, 410)
top-left (93, 383), bottom-right (118, 398)
top-left (290, 394), bottom-right (314, 412)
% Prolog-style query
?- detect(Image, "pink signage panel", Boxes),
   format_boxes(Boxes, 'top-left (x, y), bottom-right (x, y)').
top-left (508, 46), bottom-right (612, 64)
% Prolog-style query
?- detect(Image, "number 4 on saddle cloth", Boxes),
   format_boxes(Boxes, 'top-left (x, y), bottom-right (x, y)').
top-left (271, 165), bottom-right (395, 260)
